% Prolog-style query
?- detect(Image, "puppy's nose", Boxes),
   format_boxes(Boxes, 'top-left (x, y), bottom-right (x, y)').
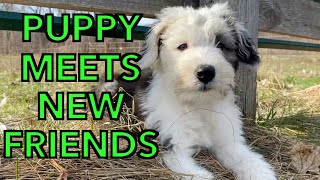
top-left (195, 65), bottom-right (215, 84)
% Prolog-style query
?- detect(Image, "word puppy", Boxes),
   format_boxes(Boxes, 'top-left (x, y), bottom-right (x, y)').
top-left (95, 3), bottom-right (276, 180)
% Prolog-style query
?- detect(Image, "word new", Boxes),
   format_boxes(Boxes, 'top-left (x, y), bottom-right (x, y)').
top-left (39, 92), bottom-right (125, 120)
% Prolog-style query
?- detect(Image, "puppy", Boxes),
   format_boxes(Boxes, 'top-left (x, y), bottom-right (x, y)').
top-left (95, 2), bottom-right (276, 180)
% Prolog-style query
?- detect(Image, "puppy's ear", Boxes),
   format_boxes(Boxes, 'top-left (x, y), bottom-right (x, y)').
top-left (138, 22), bottom-right (166, 69)
top-left (234, 23), bottom-right (260, 67)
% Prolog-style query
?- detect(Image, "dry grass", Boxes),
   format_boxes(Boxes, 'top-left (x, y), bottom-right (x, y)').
top-left (0, 52), bottom-right (320, 179)
top-left (0, 121), bottom-right (318, 180)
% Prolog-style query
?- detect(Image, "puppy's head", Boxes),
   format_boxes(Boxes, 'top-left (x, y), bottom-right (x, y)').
top-left (138, 3), bottom-right (259, 100)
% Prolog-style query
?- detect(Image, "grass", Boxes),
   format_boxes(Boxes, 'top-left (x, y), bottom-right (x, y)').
top-left (0, 54), bottom-right (116, 133)
top-left (0, 52), bottom-right (319, 179)
top-left (0, 71), bottom-right (94, 131)
top-left (257, 53), bottom-right (320, 145)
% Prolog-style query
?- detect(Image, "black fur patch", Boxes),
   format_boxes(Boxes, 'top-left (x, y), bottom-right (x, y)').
top-left (235, 28), bottom-right (260, 66)
top-left (215, 33), bottom-right (239, 71)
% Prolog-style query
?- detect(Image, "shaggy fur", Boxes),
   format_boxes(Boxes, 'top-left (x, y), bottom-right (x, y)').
top-left (95, 3), bottom-right (276, 180)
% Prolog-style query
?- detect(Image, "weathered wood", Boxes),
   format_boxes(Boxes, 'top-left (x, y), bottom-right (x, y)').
top-left (0, 0), bottom-right (198, 18)
top-left (2, 0), bottom-right (319, 40)
top-left (259, 0), bottom-right (320, 40)
top-left (234, 0), bottom-right (259, 120)
top-left (2, 10), bottom-right (320, 52)
top-left (0, 10), bottom-right (149, 40)
top-left (200, 0), bottom-right (259, 120)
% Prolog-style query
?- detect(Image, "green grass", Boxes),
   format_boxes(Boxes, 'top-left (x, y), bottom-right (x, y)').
top-left (285, 75), bottom-right (320, 88)
top-left (257, 54), bottom-right (320, 144)
top-left (0, 55), bottom-right (98, 132)
top-left (0, 54), bottom-right (134, 137)
top-left (0, 71), bottom-right (93, 130)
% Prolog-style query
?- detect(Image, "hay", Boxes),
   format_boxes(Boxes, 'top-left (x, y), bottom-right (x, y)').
top-left (1, 120), bottom-right (320, 179)
top-left (0, 91), bottom-right (319, 179)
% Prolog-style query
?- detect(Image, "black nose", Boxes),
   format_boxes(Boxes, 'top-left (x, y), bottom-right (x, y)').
top-left (195, 65), bottom-right (215, 84)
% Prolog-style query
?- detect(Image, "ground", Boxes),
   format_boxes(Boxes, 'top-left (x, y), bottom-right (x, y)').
top-left (0, 53), bottom-right (319, 179)
top-left (257, 53), bottom-right (320, 145)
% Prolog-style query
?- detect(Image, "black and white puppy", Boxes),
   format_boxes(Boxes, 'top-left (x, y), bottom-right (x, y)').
top-left (95, 3), bottom-right (276, 180)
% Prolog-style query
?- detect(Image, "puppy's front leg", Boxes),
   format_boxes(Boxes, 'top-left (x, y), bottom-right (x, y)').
top-left (162, 142), bottom-right (214, 180)
top-left (212, 138), bottom-right (276, 180)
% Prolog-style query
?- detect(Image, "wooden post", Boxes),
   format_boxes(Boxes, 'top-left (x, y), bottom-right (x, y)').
top-left (200, 0), bottom-right (259, 120)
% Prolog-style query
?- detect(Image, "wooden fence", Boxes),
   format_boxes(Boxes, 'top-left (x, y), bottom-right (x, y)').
top-left (0, 0), bottom-right (319, 119)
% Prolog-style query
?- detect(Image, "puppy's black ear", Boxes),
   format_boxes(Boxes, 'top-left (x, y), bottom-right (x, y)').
top-left (234, 23), bottom-right (260, 67)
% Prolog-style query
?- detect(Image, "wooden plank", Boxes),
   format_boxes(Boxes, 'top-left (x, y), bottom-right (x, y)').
top-left (2, 0), bottom-right (319, 40)
top-left (2, 10), bottom-right (320, 53)
top-left (0, 10), bottom-right (149, 40)
top-left (259, 0), bottom-right (320, 40)
top-left (0, 0), bottom-right (198, 18)
top-left (234, 0), bottom-right (260, 121)
top-left (258, 38), bottom-right (320, 51)
top-left (2, 10), bottom-right (320, 52)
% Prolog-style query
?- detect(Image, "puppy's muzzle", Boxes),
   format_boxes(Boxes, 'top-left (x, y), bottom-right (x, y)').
top-left (195, 65), bottom-right (215, 84)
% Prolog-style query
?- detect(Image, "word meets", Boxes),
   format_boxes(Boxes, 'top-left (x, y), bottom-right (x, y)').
top-left (4, 130), bottom-right (159, 159)
top-left (21, 53), bottom-right (141, 82)
top-left (23, 14), bottom-right (143, 42)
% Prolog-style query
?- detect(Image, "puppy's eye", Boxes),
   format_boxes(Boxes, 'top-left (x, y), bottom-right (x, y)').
top-left (177, 43), bottom-right (188, 51)
top-left (216, 42), bottom-right (222, 48)
top-left (216, 42), bottom-right (226, 50)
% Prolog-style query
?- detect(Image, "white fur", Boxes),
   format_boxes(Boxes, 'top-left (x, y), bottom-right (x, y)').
top-left (137, 3), bottom-right (276, 180)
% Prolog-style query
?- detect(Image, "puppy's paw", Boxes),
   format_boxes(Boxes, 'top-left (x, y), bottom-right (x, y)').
top-left (237, 173), bottom-right (276, 180)
top-left (93, 81), bottom-right (119, 97)
top-left (235, 163), bottom-right (276, 180)
top-left (193, 171), bottom-right (215, 180)
top-left (163, 153), bottom-right (215, 180)
top-left (181, 170), bottom-right (215, 180)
